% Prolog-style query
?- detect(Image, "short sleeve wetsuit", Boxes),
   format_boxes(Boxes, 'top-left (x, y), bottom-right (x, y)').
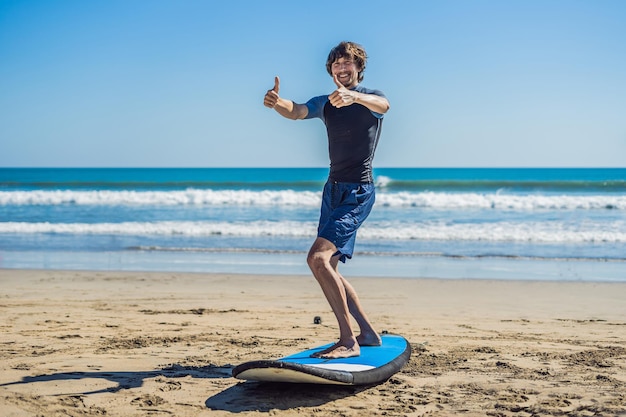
top-left (304, 85), bottom-right (386, 184)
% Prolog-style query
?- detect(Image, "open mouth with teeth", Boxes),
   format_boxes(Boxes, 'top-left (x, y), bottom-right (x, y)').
top-left (337, 73), bottom-right (352, 84)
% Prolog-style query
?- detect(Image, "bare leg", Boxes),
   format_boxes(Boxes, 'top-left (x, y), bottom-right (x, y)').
top-left (330, 257), bottom-right (381, 347)
top-left (307, 237), bottom-right (359, 359)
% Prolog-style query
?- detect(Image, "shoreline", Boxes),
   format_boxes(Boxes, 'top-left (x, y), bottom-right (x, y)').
top-left (3, 249), bottom-right (626, 282)
top-left (1, 269), bottom-right (625, 416)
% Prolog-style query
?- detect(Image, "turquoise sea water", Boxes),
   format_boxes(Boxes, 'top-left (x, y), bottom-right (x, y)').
top-left (1, 167), bottom-right (625, 281)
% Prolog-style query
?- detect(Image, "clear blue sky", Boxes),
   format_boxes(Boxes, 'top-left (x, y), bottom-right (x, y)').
top-left (1, 0), bottom-right (625, 167)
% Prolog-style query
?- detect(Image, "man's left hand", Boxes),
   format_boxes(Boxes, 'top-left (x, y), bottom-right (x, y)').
top-left (329, 74), bottom-right (357, 108)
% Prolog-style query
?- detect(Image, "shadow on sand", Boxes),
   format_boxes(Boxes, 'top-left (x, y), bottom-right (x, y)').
top-left (1, 363), bottom-right (371, 412)
top-left (0, 363), bottom-right (233, 395)
top-left (205, 381), bottom-right (371, 412)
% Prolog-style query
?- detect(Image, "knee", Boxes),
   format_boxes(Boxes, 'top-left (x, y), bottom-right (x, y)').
top-left (307, 250), bottom-right (326, 272)
top-left (307, 238), bottom-right (336, 275)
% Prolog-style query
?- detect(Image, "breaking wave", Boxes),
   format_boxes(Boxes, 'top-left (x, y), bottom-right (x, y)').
top-left (1, 190), bottom-right (625, 210)
top-left (2, 220), bottom-right (625, 243)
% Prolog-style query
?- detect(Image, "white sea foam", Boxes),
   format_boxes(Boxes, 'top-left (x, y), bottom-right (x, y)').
top-left (0, 220), bottom-right (317, 237)
top-left (0, 189), bottom-right (320, 207)
top-left (2, 220), bottom-right (625, 243)
top-left (1, 189), bottom-right (625, 210)
top-left (374, 175), bottom-right (392, 188)
top-left (376, 192), bottom-right (626, 210)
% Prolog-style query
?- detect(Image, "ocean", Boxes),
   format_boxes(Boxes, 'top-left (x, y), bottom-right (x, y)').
top-left (1, 167), bottom-right (625, 281)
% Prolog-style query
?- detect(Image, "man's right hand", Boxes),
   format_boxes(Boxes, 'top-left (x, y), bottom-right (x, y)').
top-left (262, 77), bottom-right (307, 120)
top-left (264, 76), bottom-right (280, 108)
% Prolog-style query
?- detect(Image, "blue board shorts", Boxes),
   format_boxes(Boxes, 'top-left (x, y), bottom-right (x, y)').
top-left (317, 180), bottom-right (376, 263)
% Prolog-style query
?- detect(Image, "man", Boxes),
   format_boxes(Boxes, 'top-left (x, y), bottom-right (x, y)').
top-left (263, 41), bottom-right (390, 359)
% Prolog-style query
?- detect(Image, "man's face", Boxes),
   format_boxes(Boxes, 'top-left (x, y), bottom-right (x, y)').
top-left (331, 56), bottom-right (360, 88)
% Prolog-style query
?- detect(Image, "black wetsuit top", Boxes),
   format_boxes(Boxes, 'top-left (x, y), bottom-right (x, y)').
top-left (305, 85), bottom-right (386, 183)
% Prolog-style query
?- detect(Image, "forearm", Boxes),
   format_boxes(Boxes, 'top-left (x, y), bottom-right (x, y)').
top-left (273, 98), bottom-right (308, 120)
top-left (354, 93), bottom-right (390, 114)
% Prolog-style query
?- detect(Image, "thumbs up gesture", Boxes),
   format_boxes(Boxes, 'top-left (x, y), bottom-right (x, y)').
top-left (329, 73), bottom-right (356, 108)
top-left (264, 76), bottom-right (280, 108)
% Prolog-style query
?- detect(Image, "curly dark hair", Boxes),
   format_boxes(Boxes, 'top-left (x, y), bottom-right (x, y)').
top-left (325, 41), bottom-right (368, 83)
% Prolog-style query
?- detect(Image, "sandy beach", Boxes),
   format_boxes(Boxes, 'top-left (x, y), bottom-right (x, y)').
top-left (1, 269), bottom-right (625, 416)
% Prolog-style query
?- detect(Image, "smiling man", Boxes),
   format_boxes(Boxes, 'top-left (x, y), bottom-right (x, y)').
top-left (263, 41), bottom-right (390, 359)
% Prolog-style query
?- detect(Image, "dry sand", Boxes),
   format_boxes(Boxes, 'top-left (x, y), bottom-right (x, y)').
top-left (1, 269), bottom-right (625, 416)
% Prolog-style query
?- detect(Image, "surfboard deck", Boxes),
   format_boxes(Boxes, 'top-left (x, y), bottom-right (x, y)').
top-left (232, 334), bottom-right (411, 385)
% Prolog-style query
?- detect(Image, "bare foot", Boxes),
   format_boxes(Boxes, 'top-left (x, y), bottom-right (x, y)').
top-left (310, 341), bottom-right (360, 359)
top-left (357, 331), bottom-right (382, 347)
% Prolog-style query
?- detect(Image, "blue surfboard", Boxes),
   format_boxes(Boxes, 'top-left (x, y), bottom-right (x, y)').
top-left (232, 334), bottom-right (411, 385)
